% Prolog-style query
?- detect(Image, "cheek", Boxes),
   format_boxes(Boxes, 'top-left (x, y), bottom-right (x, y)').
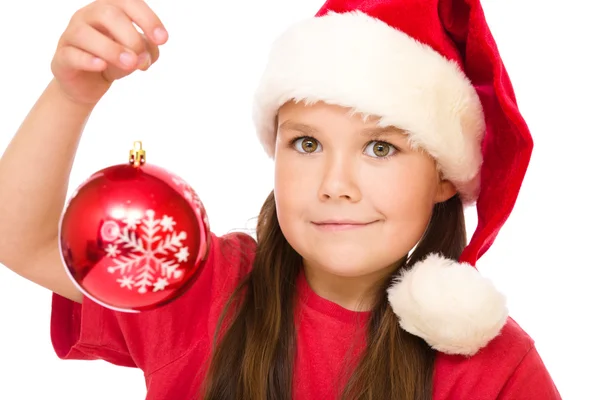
top-left (368, 156), bottom-right (437, 198)
top-left (377, 174), bottom-right (436, 212)
top-left (273, 153), bottom-right (310, 230)
top-left (365, 161), bottom-right (438, 238)
top-left (274, 149), bottom-right (322, 201)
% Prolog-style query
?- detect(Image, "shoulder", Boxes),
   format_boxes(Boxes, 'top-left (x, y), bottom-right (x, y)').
top-left (156, 230), bottom-right (256, 318)
top-left (207, 230), bottom-right (257, 294)
top-left (432, 317), bottom-right (561, 399)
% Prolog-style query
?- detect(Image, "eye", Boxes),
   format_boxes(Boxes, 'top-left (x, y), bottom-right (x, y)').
top-left (365, 141), bottom-right (397, 158)
top-left (292, 136), bottom-right (321, 153)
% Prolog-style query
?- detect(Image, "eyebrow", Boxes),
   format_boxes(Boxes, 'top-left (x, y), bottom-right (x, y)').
top-left (359, 126), bottom-right (408, 138)
top-left (278, 120), bottom-right (407, 137)
top-left (278, 121), bottom-right (318, 135)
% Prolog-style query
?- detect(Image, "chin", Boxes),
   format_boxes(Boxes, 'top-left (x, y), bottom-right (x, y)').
top-left (304, 246), bottom-right (396, 279)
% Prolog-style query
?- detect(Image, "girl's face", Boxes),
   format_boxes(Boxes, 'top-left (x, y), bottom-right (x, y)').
top-left (273, 101), bottom-right (456, 286)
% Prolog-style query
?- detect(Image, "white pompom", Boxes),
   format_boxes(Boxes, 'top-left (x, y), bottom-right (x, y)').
top-left (387, 253), bottom-right (508, 356)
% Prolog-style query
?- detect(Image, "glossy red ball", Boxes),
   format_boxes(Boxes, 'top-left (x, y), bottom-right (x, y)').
top-left (59, 163), bottom-right (210, 312)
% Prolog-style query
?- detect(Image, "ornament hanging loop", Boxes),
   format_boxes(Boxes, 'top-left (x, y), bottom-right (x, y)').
top-left (129, 141), bottom-right (146, 167)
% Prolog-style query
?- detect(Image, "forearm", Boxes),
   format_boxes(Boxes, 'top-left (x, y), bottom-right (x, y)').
top-left (0, 78), bottom-right (95, 270)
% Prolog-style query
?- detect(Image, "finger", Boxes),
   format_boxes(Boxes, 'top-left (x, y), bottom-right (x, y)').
top-left (128, 35), bottom-right (158, 71)
top-left (54, 46), bottom-right (108, 72)
top-left (86, 3), bottom-right (147, 55)
top-left (117, 0), bottom-right (168, 45)
top-left (65, 23), bottom-right (139, 70)
top-left (144, 36), bottom-right (160, 64)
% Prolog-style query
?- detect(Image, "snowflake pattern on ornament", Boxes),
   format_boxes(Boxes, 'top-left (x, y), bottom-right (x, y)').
top-left (102, 209), bottom-right (189, 294)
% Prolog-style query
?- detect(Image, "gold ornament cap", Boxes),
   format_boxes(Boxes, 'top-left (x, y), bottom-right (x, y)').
top-left (129, 141), bottom-right (146, 168)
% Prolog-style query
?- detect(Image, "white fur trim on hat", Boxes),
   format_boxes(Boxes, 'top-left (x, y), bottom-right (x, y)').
top-left (252, 11), bottom-right (486, 202)
top-left (386, 253), bottom-right (508, 356)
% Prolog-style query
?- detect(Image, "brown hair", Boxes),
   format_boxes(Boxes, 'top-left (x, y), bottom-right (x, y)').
top-left (200, 190), bottom-right (466, 399)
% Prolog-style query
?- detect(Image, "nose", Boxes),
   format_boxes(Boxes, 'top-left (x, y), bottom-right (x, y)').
top-left (317, 154), bottom-right (362, 202)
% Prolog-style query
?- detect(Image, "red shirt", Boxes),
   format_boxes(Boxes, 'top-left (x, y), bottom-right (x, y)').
top-left (50, 232), bottom-right (561, 399)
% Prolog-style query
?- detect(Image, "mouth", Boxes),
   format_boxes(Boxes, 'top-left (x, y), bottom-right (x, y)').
top-left (311, 220), bottom-right (378, 231)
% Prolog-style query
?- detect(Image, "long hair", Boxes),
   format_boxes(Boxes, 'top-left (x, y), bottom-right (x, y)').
top-left (200, 190), bottom-right (467, 399)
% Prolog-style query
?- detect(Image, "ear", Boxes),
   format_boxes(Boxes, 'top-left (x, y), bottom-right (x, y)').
top-left (434, 178), bottom-right (457, 204)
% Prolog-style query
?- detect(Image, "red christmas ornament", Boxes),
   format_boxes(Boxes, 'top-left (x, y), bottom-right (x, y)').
top-left (59, 141), bottom-right (210, 313)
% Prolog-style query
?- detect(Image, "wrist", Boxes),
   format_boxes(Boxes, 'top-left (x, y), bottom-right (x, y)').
top-left (48, 78), bottom-right (100, 113)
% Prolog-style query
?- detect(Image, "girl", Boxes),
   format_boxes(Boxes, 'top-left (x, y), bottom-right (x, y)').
top-left (0, 0), bottom-right (561, 399)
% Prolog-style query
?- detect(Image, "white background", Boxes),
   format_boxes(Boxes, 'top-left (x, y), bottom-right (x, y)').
top-left (0, 0), bottom-right (598, 398)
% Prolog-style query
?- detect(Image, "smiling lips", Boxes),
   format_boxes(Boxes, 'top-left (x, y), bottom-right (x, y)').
top-left (311, 219), bottom-right (377, 231)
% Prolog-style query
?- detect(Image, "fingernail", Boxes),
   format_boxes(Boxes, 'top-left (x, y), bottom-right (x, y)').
top-left (153, 27), bottom-right (168, 43)
top-left (120, 51), bottom-right (135, 67)
top-left (137, 52), bottom-right (150, 69)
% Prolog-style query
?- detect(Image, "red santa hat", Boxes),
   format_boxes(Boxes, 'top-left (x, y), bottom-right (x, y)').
top-left (252, 0), bottom-right (533, 356)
